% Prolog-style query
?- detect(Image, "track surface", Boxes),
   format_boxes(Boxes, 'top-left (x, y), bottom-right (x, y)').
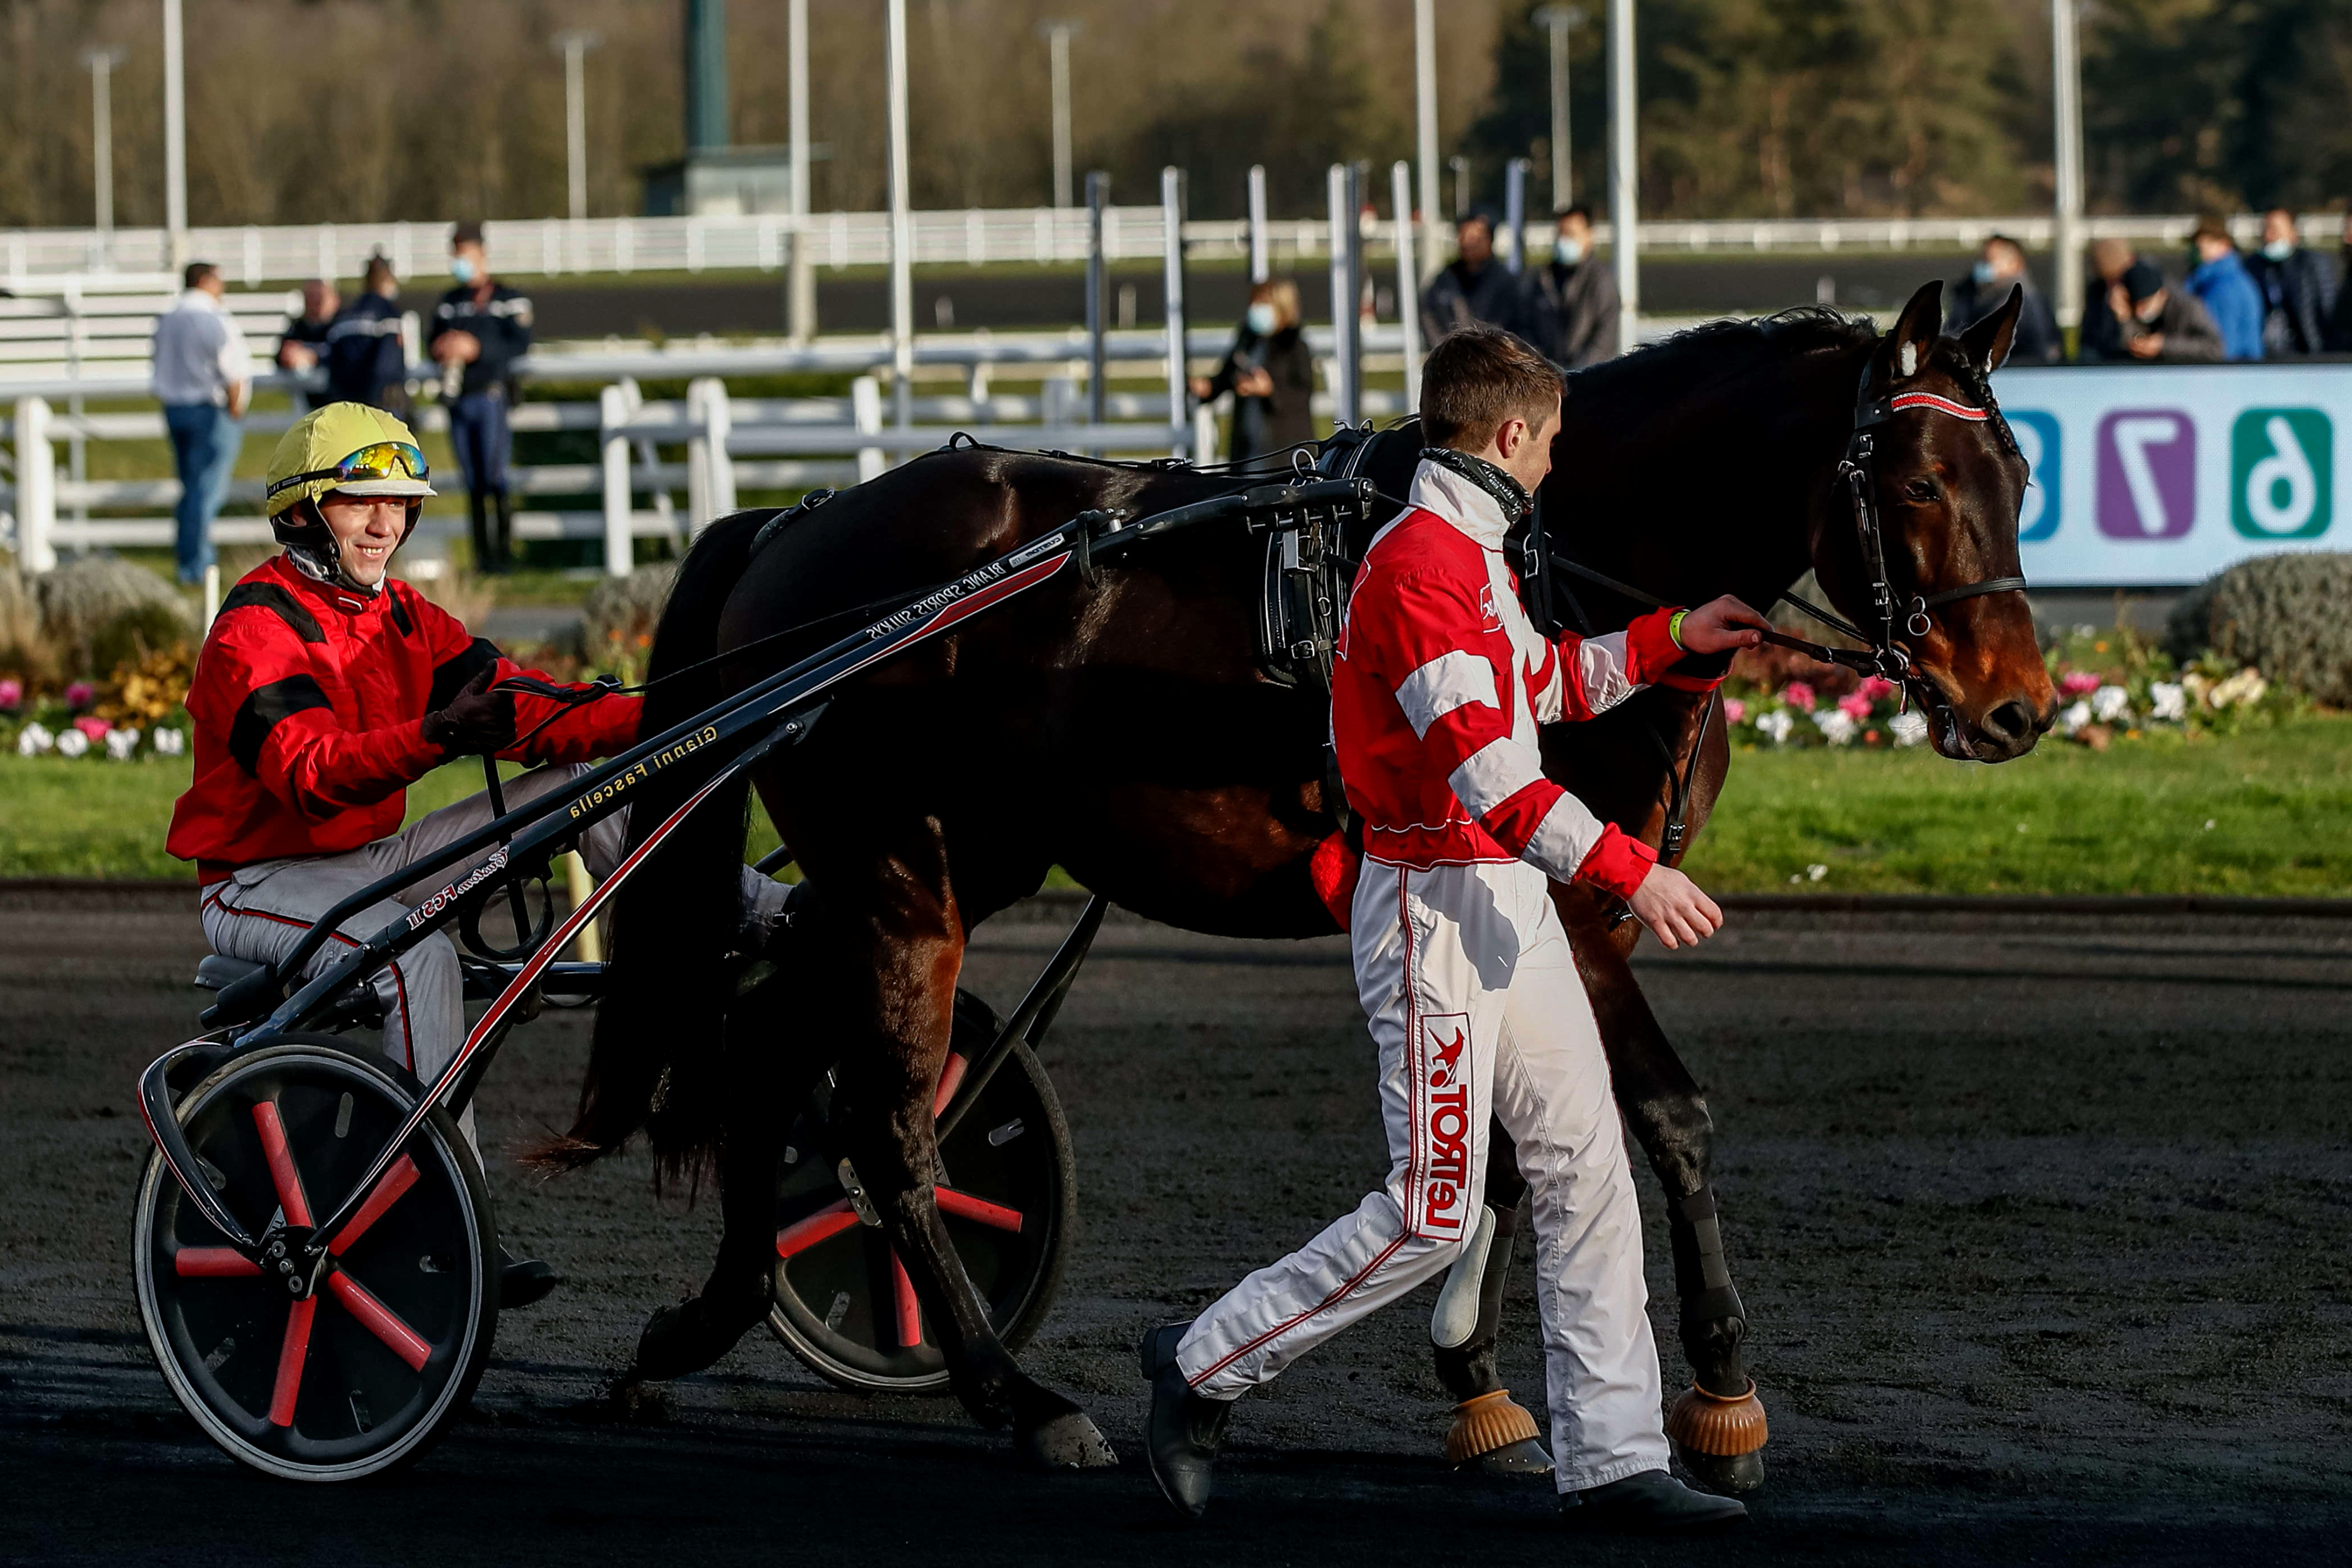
top-left (4, 886), bottom-right (2348, 1564)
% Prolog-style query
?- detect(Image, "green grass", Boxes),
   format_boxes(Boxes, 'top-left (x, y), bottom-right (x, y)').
top-left (5, 717), bottom-right (2348, 894)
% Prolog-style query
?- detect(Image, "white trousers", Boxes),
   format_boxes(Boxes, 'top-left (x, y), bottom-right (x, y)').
top-left (201, 763), bottom-right (790, 1145)
top-left (1175, 857), bottom-right (1668, 1491)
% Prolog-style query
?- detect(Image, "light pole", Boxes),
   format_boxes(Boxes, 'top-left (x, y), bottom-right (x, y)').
top-left (162, 0), bottom-right (187, 264)
top-left (82, 46), bottom-right (128, 237)
top-left (2051, 0), bottom-right (2086, 331)
top-left (1038, 20), bottom-right (1079, 210)
top-left (787, 0), bottom-right (814, 341)
top-left (550, 30), bottom-right (599, 223)
top-left (885, 0), bottom-right (914, 429)
top-left (1607, 0), bottom-right (1638, 354)
top-left (1414, 0), bottom-right (1440, 280)
top-left (1533, 6), bottom-right (1582, 211)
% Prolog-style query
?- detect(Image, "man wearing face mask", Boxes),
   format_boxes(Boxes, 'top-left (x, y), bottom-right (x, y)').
top-left (2245, 207), bottom-right (2335, 359)
top-left (2112, 260), bottom-right (2224, 363)
top-left (1947, 236), bottom-right (2060, 364)
top-left (1520, 204), bottom-right (1620, 370)
top-left (429, 222), bottom-right (533, 574)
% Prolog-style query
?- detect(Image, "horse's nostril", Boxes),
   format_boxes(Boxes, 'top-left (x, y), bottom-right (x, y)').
top-left (1981, 700), bottom-right (2033, 742)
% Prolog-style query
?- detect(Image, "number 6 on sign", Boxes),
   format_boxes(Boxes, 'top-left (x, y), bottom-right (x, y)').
top-left (2232, 409), bottom-right (2332, 539)
top-left (2096, 410), bottom-right (2195, 540)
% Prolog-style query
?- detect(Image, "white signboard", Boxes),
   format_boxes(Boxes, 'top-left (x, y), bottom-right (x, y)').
top-left (1992, 363), bottom-right (2352, 586)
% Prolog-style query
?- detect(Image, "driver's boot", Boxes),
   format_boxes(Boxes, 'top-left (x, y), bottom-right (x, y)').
top-left (1140, 1321), bottom-right (1234, 1519)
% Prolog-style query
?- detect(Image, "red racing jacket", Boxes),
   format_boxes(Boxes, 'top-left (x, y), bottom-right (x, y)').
top-left (1331, 458), bottom-right (1688, 900)
top-left (167, 555), bottom-right (642, 882)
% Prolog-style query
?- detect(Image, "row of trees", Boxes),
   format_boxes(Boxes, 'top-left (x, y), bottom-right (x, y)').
top-left (3, 0), bottom-right (2349, 234)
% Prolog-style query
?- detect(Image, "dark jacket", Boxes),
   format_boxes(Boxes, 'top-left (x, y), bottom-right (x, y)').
top-left (2118, 289), bottom-right (2226, 363)
top-left (2246, 246), bottom-right (2336, 356)
top-left (324, 293), bottom-right (408, 407)
top-left (2328, 248), bottom-right (2352, 352)
top-left (2078, 270), bottom-right (2133, 362)
top-left (1419, 259), bottom-right (1522, 346)
top-left (1520, 259), bottom-right (1619, 369)
top-left (1946, 273), bottom-right (2062, 365)
top-left (276, 313), bottom-right (332, 369)
top-left (429, 280), bottom-right (533, 398)
top-left (1203, 325), bottom-right (1315, 466)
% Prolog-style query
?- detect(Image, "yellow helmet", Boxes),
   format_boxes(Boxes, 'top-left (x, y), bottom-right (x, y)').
top-left (264, 401), bottom-right (436, 523)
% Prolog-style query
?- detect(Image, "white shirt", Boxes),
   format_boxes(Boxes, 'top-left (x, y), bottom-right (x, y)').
top-left (150, 289), bottom-right (253, 407)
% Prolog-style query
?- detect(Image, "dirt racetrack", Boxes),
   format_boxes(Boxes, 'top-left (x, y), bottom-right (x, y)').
top-left (4, 883), bottom-right (2348, 1565)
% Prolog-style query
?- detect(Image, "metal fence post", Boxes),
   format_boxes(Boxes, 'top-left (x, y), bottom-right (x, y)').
top-left (598, 381), bottom-right (634, 576)
top-left (1085, 172), bottom-right (1109, 442)
top-left (15, 396), bottom-right (55, 572)
top-left (851, 375), bottom-right (885, 482)
top-left (1392, 160), bottom-right (1424, 413)
top-left (1247, 165), bottom-right (1270, 284)
top-left (1326, 165), bottom-right (1358, 429)
top-left (1160, 167), bottom-right (1190, 460)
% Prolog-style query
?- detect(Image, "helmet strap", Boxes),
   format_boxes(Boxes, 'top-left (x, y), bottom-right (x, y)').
top-left (281, 495), bottom-right (413, 598)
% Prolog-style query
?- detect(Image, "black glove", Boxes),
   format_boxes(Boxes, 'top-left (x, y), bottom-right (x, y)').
top-left (422, 665), bottom-right (516, 756)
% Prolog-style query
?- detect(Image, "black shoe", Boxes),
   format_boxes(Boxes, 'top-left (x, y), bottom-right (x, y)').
top-left (498, 1247), bottom-right (560, 1309)
top-left (1562, 1469), bottom-right (1747, 1534)
top-left (1140, 1321), bottom-right (1232, 1520)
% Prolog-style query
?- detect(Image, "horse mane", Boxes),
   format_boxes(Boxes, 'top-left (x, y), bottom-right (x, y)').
top-left (1564, 306), bottom-right (1878, 410)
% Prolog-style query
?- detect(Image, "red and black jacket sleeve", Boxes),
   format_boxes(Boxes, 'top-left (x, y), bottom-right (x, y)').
top-left (410, 593), bottom-right (642, 765)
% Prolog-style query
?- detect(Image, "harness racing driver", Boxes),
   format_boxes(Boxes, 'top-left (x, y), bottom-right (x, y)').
top-left (167, 402), bottom-right (788, 1307)
top-left (1141, 326), bottom-right (1769, 1532)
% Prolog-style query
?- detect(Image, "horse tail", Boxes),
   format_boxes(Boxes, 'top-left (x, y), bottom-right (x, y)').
top-left (547, 510), bottom-right (770, 1180)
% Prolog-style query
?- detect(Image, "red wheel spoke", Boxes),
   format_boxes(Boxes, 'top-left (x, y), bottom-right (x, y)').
top-left (328, 1155), bottom-right (421, 1256)
top-left (931, 1052), bottom-right (969, 1118)
top-left (174, 1247), bottom-right (262, 1278)
top-left (250, 1100), bottom-right (314, 1227)
top-left (776, 1198), bottom-right (860, 1259)
top-left (326, 1272), bottom-right (432, 1372)
top-left (268, 1296), bottom-right (316, 1427)
top-left (936, 1186), bottom-right (1024, 1233)
top-left (890, 1248), bottom-right (922, 1348)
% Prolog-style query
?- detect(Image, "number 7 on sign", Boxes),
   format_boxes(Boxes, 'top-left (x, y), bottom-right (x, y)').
top-left (2096, 410), bottom-right (2196, 540)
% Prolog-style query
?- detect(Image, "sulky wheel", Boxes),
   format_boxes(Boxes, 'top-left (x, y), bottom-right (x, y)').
top-left (132, 1036), bottom-right (497, 1481)
top-left (767, 989), bottom-right (1077, 1394)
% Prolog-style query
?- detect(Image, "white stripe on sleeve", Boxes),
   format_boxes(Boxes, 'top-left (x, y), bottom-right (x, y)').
top-left (1446, 735), bottom-right (1547, 818)
top-left (1572, 629), bottom-right (1640, 715)
top-left (1396, 649), bottom-right (1499, 740)
top-left (1520, 790), bottom-right (1609, 885)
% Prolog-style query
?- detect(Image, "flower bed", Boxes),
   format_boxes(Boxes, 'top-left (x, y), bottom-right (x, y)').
top-left (2, 646), bottom-right (194, 764)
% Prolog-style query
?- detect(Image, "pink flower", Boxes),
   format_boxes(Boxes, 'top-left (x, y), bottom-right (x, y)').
top-left (64, 681), bottom-right (95, 709)
top-left (1781, 682), bottom-right (1816, 712)
top-left (1722, 698), bottom-right (1747, 724)
top-left (1837, 693), bottom-right (1873, 720)
top-left (1858, 675), bottom-right (1899, 702)
top-left (73, 715), bottom-right (110, 743)
top-left (2061, 670), bottom-right (2101, 695)
top-left (0, 678), bottom-right (20, 710)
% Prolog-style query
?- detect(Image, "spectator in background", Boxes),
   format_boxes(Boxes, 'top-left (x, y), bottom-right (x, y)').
top-left (429, 222), bottom-right (533, 575)
top-left (1190, 278), bottom-right (1315, 470)
top-left (327, 253), bottom-right (411, 418)
top-left (2184, 217), bottom-right (2265, 360)
top-left (2246, 207), bottom-right (2336, 358)
top-left (1420, 211), bottom-right (1520, 345)
top-left (2076, 238), bottom-right (2139, 361)
top-left (1946, 234), bottom-right (2061, 363)
top-left (2113, 260), bottom-right (2224, 363)
top-left (275, 279), bottom-right (339, 373)
top-left (151, 261), bottom-right (253, 585)
top-left (1520, 204), bottom-right (1619, 369)
top-left (2327, 214), bottom-right (2352, 352)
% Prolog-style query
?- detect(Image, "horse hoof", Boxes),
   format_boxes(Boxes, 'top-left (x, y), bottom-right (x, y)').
top-left (1019, 1408), bottom-right (1119, 1471)
top-left (1445, 1389), bottom-right (1547, 1471)
top-left (630, 1296), bottom-right (755, 1382)
top-left (1666, 1379), bottom-right (1769, 1495)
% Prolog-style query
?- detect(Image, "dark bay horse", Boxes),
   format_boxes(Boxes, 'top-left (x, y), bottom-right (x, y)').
top-left (560, 279), bottom-right (2055, 1470)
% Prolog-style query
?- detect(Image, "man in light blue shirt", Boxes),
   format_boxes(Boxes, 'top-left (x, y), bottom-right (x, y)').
top-left (150, 262), bottom-right (253, 583)
top-left (2184, 218), bottom-right (2265, 362)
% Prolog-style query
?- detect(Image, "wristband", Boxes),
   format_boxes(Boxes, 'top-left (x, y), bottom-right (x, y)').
top-left (1668, 609), bottom-right (1690, 650)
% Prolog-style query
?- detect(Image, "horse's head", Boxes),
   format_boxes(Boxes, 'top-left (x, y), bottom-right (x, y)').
top-left (1814, 280), bottom-right (2057, 762)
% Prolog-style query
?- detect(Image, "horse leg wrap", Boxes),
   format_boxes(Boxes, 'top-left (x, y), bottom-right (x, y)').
top-left (1662, 1186), bottom-right (1768, 1482)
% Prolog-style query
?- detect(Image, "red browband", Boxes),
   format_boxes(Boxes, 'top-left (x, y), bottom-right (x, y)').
top-left (1888, 391), bottom-right (1990, 422)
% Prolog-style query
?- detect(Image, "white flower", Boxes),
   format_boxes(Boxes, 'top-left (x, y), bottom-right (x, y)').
top-left (17, 722), bottom-right (54, 756)
top-left (1756, 709), bottom-right (1794, 744)
top-left (152, 727), bottom-right (187, 756)
top-left (2209, 667), bottom-right (2267, 709)
top-left (2092, 684), bottom-right (2131, 723)
top-left (1889, 710), bottom-right (1929, 747)
top-left (2148, 682), bottom-right (2186, 722)
top-left (1813, 708), bottom-right (1858, 746)
top-left (1806, 863), bottom-right (1828, 882)
top-left (105, 726), bottom-right (142, 761)
top-left (55, 727), bottom-right (89, 758)
top-left (2057, 699), bottom-right (2091, 734)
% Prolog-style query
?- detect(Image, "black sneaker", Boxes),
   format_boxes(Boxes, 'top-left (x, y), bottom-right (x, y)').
top-left (498, 1247), bottom-right (560, 1309)
top-left (1139, 1321), bottom-right (1232, 1520)
top-left (1562, 1469), bottom-right (1748, 1534)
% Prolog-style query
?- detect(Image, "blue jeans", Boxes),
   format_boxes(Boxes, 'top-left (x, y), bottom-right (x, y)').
top-left (447, 390), bottom-right (511, 495)
top-left (164, 402), bottom-right (242, 584)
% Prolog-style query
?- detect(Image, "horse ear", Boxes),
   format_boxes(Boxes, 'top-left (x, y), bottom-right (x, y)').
top-left (1957, 283), bottom-right (2023, 376)
top-left (1876, 279), bottom-right (1945, 386)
